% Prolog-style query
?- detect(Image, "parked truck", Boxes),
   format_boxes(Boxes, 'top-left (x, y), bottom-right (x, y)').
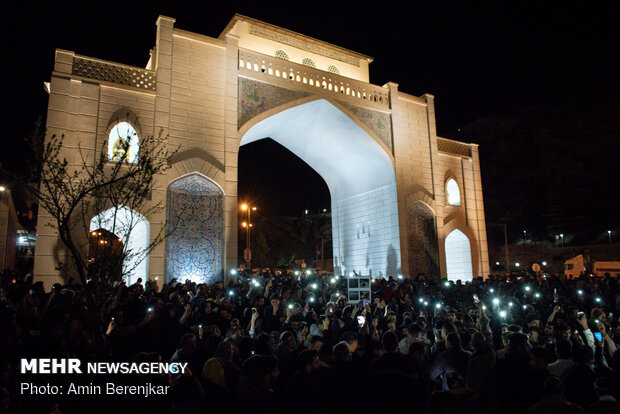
top-left (564, 254), bottom-right (620, 278)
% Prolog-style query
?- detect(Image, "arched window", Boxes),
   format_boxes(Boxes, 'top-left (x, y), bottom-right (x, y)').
top-left (275, 50), bottom-right (289, 61)
top-left (446, 178), bottom-right (461, 206)
top-left (328, 65), bottom-right (340, 75)
top-left (108, 122), bottom-right (139, 163)
top-left (445, 229), bottom-right (473, 282)
top-left (302, 58), bottom-right (316, 68)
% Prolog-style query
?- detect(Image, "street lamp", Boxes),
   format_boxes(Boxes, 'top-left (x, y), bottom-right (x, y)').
top-left (560, 233), bottom-right (564, 247)
top-left (240, 203), bottom-right (257, 270)
top-left (608, 230), bottom-right (612, 243)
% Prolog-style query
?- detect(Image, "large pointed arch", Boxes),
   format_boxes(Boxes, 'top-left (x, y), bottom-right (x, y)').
top-left (239, 95), bottom-right (395, 166)
top-left (239, 98), bottom-right (401, 278)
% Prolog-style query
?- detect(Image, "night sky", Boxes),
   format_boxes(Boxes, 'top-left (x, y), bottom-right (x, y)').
top-left (2, 1), bottom-right (618, 247)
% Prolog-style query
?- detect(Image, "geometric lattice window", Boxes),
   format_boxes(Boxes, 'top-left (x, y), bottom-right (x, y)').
top-left (446, 178), bottom-right (461, 206)
top-left (275, 50), bottom-right (289, 61)
top-left (328, 65), bottom-right (340, 75)
top-left (302, 58), bottom-right (316, 68)
top-left (108, 122), bottom-right (139, 163)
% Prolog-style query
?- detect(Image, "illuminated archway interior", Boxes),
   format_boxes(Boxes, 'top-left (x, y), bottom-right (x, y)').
top-left (108, 122), bottom-right (140, 163)
top-left (445, 229), bottom-right (473, 282)
top-left (166, 174), bottom-right (224, 284)
top-left (90, 206), bottom-right (150, 285)
top-left (446, 178), bottom-right (461, 206)
top-left (241, 99), bottom-right (401, 278)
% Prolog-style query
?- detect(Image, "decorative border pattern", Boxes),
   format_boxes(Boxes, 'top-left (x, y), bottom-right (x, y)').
top-left (238, 78), bottom-right (310, 127)
top-left (166, 174), bottom-right (224, 283)
top-left (340, 102), bottom-right (393, 151)
top-left (249, 25), bottom-right (360, 67)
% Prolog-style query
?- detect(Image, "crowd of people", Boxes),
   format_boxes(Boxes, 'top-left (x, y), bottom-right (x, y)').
top-left (1, 268), bottom-right (619, 413)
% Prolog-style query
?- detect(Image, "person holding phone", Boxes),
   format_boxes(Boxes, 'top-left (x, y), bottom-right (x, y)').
top-left (576, 312), bottom-right (596, 353)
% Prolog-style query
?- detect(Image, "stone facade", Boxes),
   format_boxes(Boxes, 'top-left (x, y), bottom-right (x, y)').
top-left (34, 14), bottom-right (489, 289)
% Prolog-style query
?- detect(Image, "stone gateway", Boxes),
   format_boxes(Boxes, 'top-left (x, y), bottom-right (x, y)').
top-left (34, 14), bottom-right (489, 287)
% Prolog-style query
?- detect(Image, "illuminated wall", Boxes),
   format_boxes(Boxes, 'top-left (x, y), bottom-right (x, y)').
top-left (90, 206), bottom-right (149, 285)
top-left (166, 174), bottom-right (224, 283)
top-left (242, 99), bottom-right (401, 277)
top-left (445, 229), bottom-right (473, 282)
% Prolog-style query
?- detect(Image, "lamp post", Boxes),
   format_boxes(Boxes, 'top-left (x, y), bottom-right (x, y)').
top-left (560, 233), bottom-right (564, 247)
top-left (608, 230), bottom-right (612, 243)
top-left (241, 203), bottom-right (257, 270)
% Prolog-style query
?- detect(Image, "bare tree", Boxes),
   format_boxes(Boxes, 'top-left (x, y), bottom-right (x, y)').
top-left (3, 120), bottom-right (177, 286)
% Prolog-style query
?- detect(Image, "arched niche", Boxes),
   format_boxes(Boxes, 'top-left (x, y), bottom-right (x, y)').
top-left (90, 206), bottom-right (150, 285)
top-left (166, 173), bottom-right (224, 284)
top-left (445, 229), bottom-right (473, 282)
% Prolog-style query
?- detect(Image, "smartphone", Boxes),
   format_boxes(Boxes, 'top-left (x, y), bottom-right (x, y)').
top-left (577, 311), bottom-right (584, 319)
top-left (473, 294), bottom-right (480, 304)
top-left (594, 332), bottom-right (603, 342)
top-left (357, 315), bottom-right (366, 327)
top-left (362, 298), bottom-right (369, 307)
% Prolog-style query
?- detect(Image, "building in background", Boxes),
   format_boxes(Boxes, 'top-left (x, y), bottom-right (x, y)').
top-left (34, 14), bottom-right (489, 288)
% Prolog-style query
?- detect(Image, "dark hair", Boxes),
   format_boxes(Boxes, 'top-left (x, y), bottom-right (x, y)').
top-left (310, 335), bottom-right (325, 347)
top-left (507, 332), bottom-right (529, 355)
top-left (382, 331), bottom-right (399, 352)
top-left (341, 332), bottom-right (359, 345)
top-left (255, 333), bottom-right (274, 355)
top-left (542, 375), bottom-right (563, 396)
top-left (408, 323), bottom-right (422, 335)
top-left (446, 332), bottom-right (461, 349)
top-left (409, 342), bottom-right (426, 357)
top-left (471, 332), bottom-right (490, 353)
top-left (572, 345), bottom-right (593, 365)
top-left (530, 346), bottom-right (549, 363)
top-left (442, 321), bottom-right (457, 334)
top-left (333, 341), bottom-right (352, 363)
top-left (180, 333), bottom-right (196, 347)
top-left (259, 355), bottom-right (278, 378)
top-left (297, 349), bottom-right (318, 369)
top-left (556, 340), bottom-right (572, 359)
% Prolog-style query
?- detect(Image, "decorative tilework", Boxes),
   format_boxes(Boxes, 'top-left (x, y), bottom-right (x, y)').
top-left (238, 78), bottom-right (310, 127)
top-left (166, 174), bottom-right (224, 284)
top-left (339, 102), bottom-right (393, 152)
top-left (407, 203), bottom-right (440, 278)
